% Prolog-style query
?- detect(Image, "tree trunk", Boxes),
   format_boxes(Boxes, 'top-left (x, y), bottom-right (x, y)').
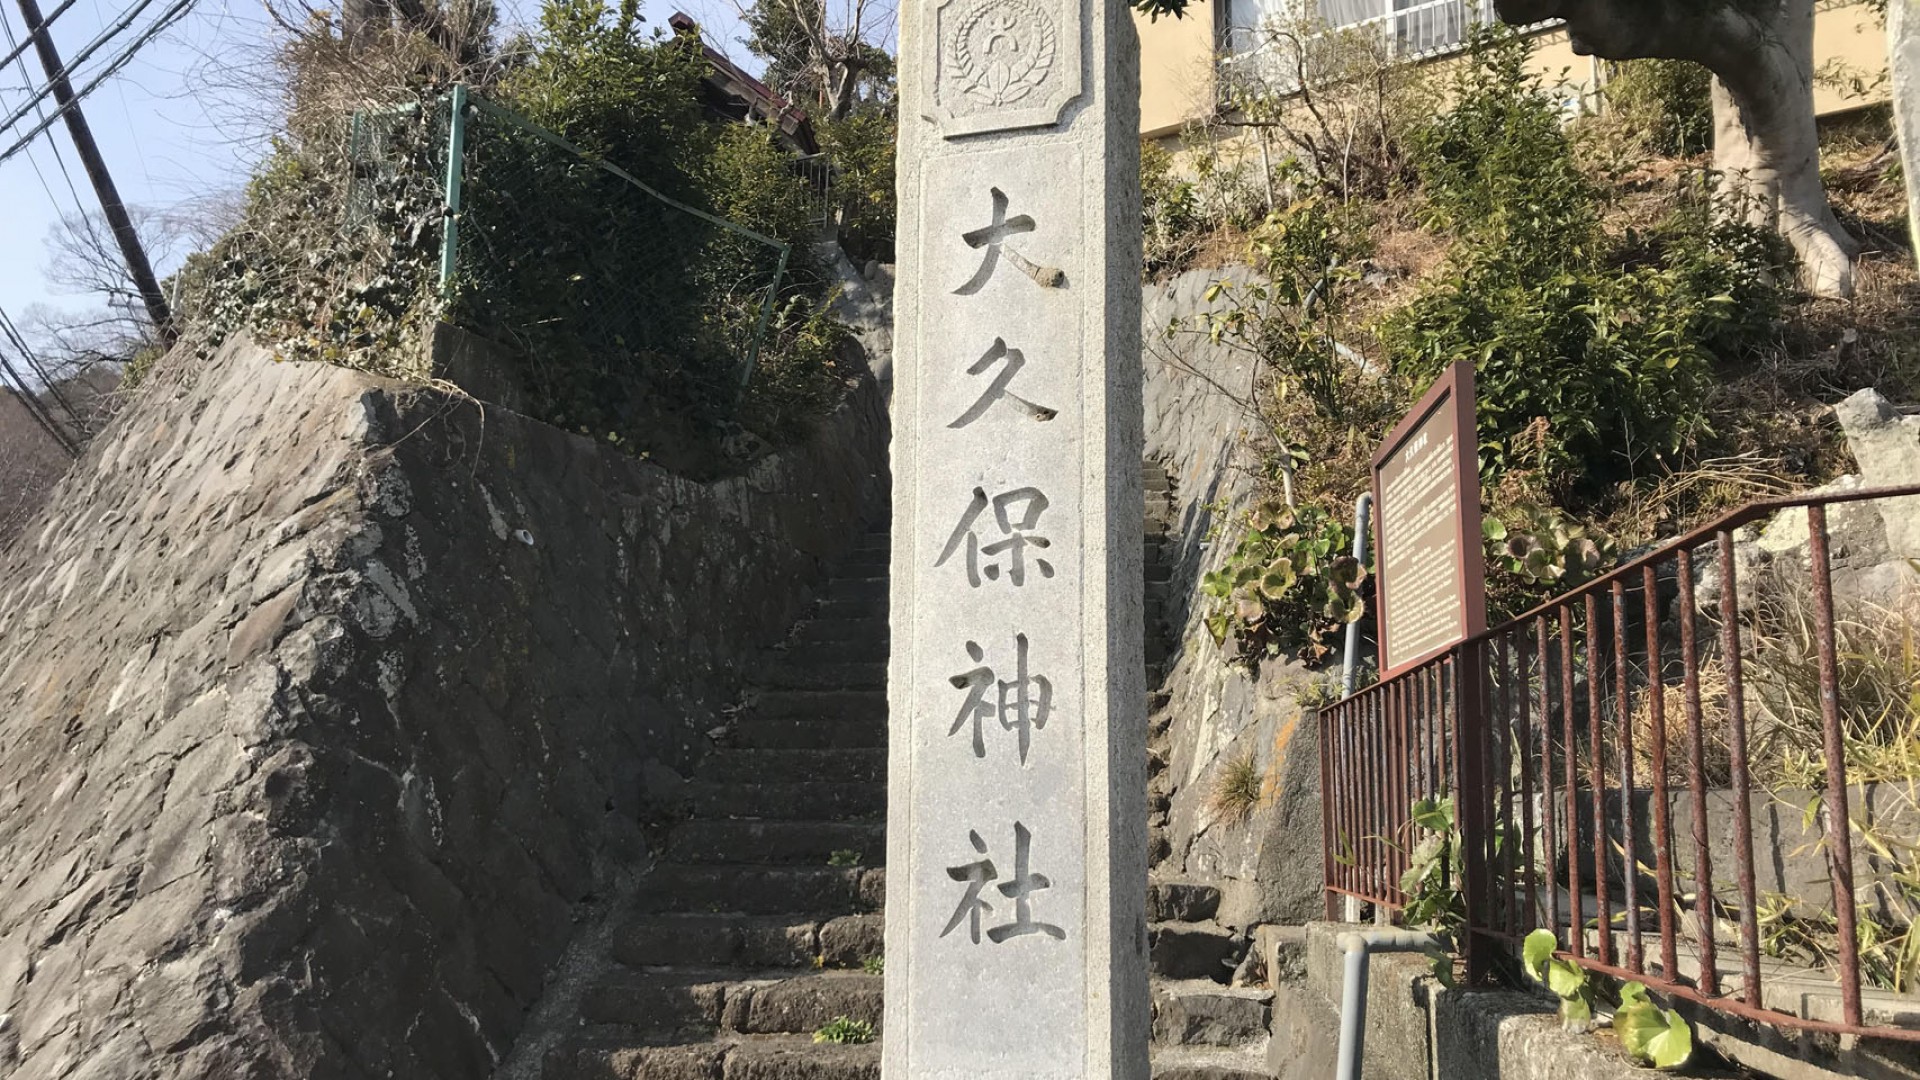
top-left (1708, 6), bottom-right (1858, 297)
top-left (1493, 0), bottom-right (1859, 297)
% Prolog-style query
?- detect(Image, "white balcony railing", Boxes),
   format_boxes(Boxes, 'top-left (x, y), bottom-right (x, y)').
top-left (1221, 0), bottom-right (1523, 87)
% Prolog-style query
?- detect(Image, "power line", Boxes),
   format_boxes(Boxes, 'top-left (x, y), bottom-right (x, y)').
top-left (0, 0), bottom-right (192, 167)
top-left (0, 0), bottom-right (171, 138)
top-left (6, 0), bottom-right (178, 341)
top-left (0, 347), bottom-right (79, 456)
top-left (0, 0), bottom-right (73, 70)
top-left (0, 304), bottom-right (83, 432)
top-left (0, 5), bottom-right (91, 215)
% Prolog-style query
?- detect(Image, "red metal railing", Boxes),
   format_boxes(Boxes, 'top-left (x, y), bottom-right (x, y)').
top-left (1321, 483), bottom-right (1920, 1041)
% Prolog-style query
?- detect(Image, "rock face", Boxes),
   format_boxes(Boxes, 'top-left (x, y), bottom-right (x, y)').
top-left (0, 335), bottom-right (886, 1079)
top-left (1140, 267), bottom-right (1328, 932)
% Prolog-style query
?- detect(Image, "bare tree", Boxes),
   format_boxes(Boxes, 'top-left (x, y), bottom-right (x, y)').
top-left (1493, 0), bottom-right (1860, 297)
top-left (741, 0), bottom-right (896, 121)
top-left (27, 196), bottom-right (239, 378)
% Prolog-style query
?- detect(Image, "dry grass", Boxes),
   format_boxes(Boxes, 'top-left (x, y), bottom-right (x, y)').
top-left (1210, 753), bottom-right (1265, 825)
top-left (1628, 656), bottom-right (1736, 789)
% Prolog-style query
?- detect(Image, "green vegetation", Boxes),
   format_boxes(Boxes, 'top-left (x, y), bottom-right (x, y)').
top-left (160, 0), bottom-right (853, 474)
top-left (1201, 501), bottom-right (1367, 664)
top-left (1397, 797), bottom-right (1465, 934)
top-left (1161, 22), bottom-right (1906, 638)
top-left (812, 1016), bottom-right (877, 1044)
top-left (828, 849), bottom-right (863, 867)
top-left (1523, 929), bottom-right (1694, 1067)
top-left (861, 953), bottom-right (885, 975)
top-left (1603, 59), bottom-right (1713, 157)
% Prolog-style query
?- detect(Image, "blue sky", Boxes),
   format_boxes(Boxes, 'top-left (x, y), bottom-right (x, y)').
top-left (0, 0), bottom-right (759, 331)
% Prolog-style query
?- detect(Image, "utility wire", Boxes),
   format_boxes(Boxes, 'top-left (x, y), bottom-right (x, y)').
top-left (0, 0), bottom-right (169, 137)
top-left (1, 6), bottom-right (91, 215)
top-left (0, 0), bottom-right (192, 167)
top-left (0, 303), bottom-right (83, 431)
top-left (0, 0), bottom-right (72, 70)
top-left (0, 349), bottom-right (79, 456)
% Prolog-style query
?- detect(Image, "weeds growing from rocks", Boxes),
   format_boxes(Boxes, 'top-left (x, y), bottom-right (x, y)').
top-left (1209, 754), bottom-right (1264, 824)
top-left (812, 1016), bottom-right (876, 1044)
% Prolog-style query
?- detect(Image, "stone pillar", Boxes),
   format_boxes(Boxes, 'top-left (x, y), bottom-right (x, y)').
top-left (1893, 0), bottom-right (1920, 270)
top-left (883, 0), bottom-right (1148, 1073)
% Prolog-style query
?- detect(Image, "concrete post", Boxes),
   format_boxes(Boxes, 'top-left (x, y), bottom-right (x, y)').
top-left (883, 0), bottom-right (1149, 1073)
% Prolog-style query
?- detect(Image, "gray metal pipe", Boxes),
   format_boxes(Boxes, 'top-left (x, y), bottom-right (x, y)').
top-left (1340, 491), bottom-right (1373, 698)
top-left (1335, 929), bottom-right (1435, 1080)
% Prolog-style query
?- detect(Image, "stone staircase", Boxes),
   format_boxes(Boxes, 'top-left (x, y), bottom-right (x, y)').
top-left (541, 467), bottom-right (1272, 1079)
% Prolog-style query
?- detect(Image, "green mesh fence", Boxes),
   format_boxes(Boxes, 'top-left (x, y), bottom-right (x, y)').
top-left (347, 87), bottom-right (792, 414)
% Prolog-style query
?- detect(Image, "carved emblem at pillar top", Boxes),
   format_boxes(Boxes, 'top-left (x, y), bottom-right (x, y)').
top-left (925, 0), bottom-right (1081, 138)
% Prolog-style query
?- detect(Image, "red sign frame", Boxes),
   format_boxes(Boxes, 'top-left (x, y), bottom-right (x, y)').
top-left (1370, 360), bottom-right (1486, 680)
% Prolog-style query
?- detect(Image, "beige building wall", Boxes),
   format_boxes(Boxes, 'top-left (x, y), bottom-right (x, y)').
top-left (1136, 2), bottom-right (1891, 139)
top-left (1136, 0), bottom-right (1220, 137)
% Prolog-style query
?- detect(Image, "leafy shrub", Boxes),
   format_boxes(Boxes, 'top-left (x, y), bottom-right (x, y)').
top-left (500, 0), bottom-right (712, 199)
top-left (1604, 58), bottom-right (1712, 157)
top-left (1388, 26), bottom-right (1792, 500)
top-left (1142, 138), bottom-right (1204, 275)
top-left (819, 111), bottom-right (896, 263)
top-left (1480, 502), bottom-right (1613, 619)
top-left (1198, 185), bottom-right (1374, 423)
top-left (707, 123), bottom-right (828, 250)
top-left (169, 1), bottom-right (848, 472)
top-left (1202, 501), bottom-right (1368, 664)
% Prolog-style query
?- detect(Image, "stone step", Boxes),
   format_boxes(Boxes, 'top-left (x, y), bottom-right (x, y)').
top-left (578, 970), bottom-right (732, 1037)
top-left (789, 618), bottom-right (889, 647)
top-left (758, 661), bottom-right (887, 692)
top-left (1147, 881), bottom-right (1222, 923)
top-left (666, 820), bottom-right (886, 865)
top-left (578, 971), bottom-right (884, 1038)
top-left (701, 748), bottom-right (887, 785)
top-left (825, 576), bottom-right (888, 603)
top-left (545, 1034), bottom-right (880, 1080)
top-left (633, 865), bottom-right (883, 915)
top-left (1150, 921), bottom-right (1245, 982)
top-left (614, 913), bottom-right (817, 969)
top-left (610, 912), bottom-right (880, 972)
top-left (726, 717), bottom-right (885, 750)
top-left (730, 972), bottom-right (884, 1036)
top-left (687, 780), bottom-right (886, 821)
top-left (743, 687), bottom-right (887, 721)
top-left (1151, 1044), bottom-right (1274, 1080)
top-left (816, 913), bottom-right (885, 969)
top-left (1151, 981), bottom-right (1273, 1048)
top-left (818, 598), bottom-right (887, 621)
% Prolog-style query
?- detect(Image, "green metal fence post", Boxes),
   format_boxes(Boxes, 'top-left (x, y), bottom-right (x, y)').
top-left (439, 84), bottom-right (469, 296)
top-left (740, 241), bottom-right (791, 391)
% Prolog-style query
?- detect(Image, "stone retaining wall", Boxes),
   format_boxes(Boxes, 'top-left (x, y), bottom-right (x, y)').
top-left (0, 335), bottom-right (886, 1078)
top-left (1141, 266), bottom-right (1327, 929)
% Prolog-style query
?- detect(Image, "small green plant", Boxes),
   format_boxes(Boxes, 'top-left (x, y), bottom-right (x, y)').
top-left (813, 1015), bottom-right (877, 1044)
top-left (1210, 754), bottom-right (1263, 824)
top-left (861, 953), bottom-right (885, 975)
top-left (1613, 981), bottom-right (1694, 1069)
top-left (1481, 503), bottom-right (1614, 618)
top-left (1525, 930), bottom-right (1693, 1064)
top-left (828, 849), bottom-right (863, 867)
top-left (1202, 501), bottom-right (1368, 664)
top-left (1398, 797), bottom-right (1464, 933)
top-left (1523, 928), bottom-right (1597, 1031)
